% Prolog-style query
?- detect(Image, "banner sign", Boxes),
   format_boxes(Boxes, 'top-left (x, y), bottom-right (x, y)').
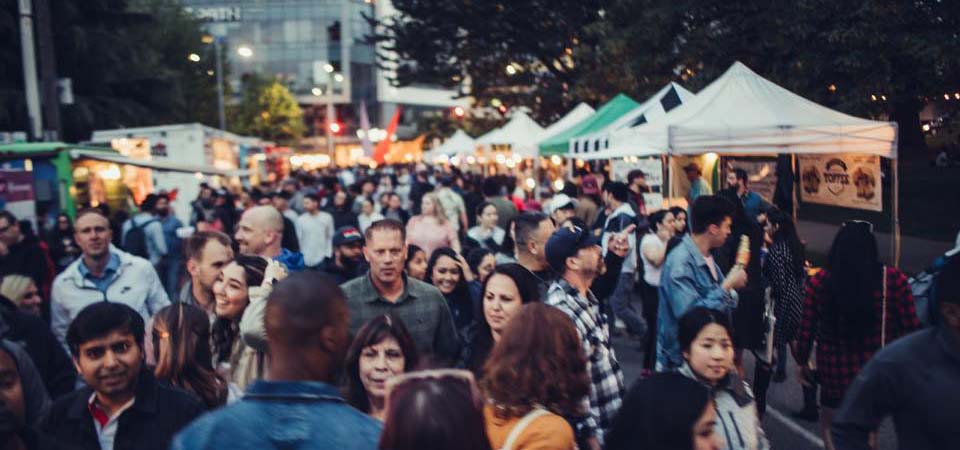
top-left (799, 154), bottom-right (882, 212)
top-left (724, 157), bottom-right (778, 203)
top-left (0, 170), bottom-right (37, 226)
top-left (610, 157), bottom-right (664, 211)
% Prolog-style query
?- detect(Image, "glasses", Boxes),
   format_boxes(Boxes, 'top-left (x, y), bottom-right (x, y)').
top-left (842, 220), bottom-right (874, 233)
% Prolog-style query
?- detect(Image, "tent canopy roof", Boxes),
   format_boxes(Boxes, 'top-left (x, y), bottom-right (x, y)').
top-left (432, 130), bottom-right (476, 156)
top-left (476, 111), bottom-right (546, 157)
top-left (539, 94), bottom-right (639, 155)
top-left (598, 62), bottom-right (896, 160)
top-left (539, 103), bottom-right (596, 141)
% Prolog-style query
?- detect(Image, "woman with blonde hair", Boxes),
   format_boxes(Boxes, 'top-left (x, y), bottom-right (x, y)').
top-left (0, 274), bottom-right (43, 316)
top-left (406, 192), bottom-right (460, 255)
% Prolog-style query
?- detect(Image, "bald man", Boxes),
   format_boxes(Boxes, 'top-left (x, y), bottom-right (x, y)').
top-left (171, 273), bottom-right (382, 450)
top-left (235, 205), bottom-right (305, 271)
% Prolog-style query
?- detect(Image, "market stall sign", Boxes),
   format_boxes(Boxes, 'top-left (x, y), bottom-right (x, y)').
top-left (799, 154), bottom-right (882, 212)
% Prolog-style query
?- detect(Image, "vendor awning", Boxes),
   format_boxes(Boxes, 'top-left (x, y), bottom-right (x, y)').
top-left (538, 93), bottom-right (639, 156)
top-left (69, 149), bottom-right (249, 177)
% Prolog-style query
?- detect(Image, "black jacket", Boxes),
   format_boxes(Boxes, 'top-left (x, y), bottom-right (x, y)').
top-left (0, 295), bottom-right (75, 398)
top-left (0, 236), bottom-right (50, 288)
top-left (314, 256), bottom-right (366, 284)
top-left (38, 370), bottom-right (204, 450)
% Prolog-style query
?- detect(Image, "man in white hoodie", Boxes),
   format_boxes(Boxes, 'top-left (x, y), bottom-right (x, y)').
top-left (51, 208), bottom-right (170, 350)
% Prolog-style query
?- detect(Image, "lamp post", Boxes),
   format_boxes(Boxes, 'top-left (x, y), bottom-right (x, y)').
top-left (204, 35), bottom-right (253, 131)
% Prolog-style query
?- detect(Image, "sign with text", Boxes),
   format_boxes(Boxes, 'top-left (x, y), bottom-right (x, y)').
top-left (799, 154), bottom-right (882, 212)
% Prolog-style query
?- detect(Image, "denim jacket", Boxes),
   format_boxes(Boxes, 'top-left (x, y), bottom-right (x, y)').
top-left (172, 381), bottom-right (382, 450)
top-left (657, 234), bottom-right (738, 370)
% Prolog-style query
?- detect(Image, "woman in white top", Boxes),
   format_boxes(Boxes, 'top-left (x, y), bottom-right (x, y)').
top-left (639, 209), bottom-right (676, 369)
top-left (358, 197), bottom-right (385, 233)
top-left (467, 202), bottom-right (505, 252)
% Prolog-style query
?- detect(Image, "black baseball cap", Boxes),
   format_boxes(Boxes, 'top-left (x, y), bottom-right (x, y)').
top-left (545, 226), bottom-right (601, 272)
top-left (333, 226), bottom-right (364, 247)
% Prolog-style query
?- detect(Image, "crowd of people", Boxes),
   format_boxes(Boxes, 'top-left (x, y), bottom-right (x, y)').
top-left (0, 162), bottom-right (957, 450)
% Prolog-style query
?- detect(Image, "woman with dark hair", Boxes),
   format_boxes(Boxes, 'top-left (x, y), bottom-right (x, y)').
top-left (669, 206), bottom-right (688, 235)
top-left (212, 254), bottom-right (268, 391)
top-left (465, 248), bottom-right (496, 304)
top-left (607, 372), bottom-right (719, 450)
top-left (380, 369), bottom-right (492, 450)
top-left (47, 213), bottom-right (81, 273)
top-left (343, 315), bottom-right (419, 421)
top-left (153, 303), bottom-right (230, 408)
top-left (481, 303), bottom-right (589, 450)
top-left (405, 244), bottom-right (428, 280)
top-left (678, 307), bottom-right (769, 450)
top-left (762, 209), bottom-right (806, 381)
top-left (639, 209), bottom-right (676, 369)
top-left (425, 247), bottom-right (476, 339)
top-left (794, 221), bottom-right (919, 450)
top-left (467, 202), bottom-right (506, 252)
top-left (462, 263), bottom-right (541, 374)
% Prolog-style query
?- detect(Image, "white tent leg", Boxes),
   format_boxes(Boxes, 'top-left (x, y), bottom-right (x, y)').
top-left (791, 153), bottom-right (799, 224)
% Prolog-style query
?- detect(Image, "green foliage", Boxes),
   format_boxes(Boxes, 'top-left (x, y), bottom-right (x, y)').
top-left (229, 75), bottom-right (305, 144)
top-left (0, 0), bottom-right (224, 141)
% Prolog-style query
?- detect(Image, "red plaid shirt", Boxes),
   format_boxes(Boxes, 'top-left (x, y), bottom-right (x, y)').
top-left (794, 266), bottom-right (920, 405)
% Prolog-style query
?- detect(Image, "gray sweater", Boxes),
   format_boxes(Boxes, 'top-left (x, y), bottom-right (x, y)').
top-left (833, 326), bottom-right (960, 450)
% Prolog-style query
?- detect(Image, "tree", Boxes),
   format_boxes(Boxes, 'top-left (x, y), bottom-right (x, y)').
top-left (229, 75), bottom-right (305, 144)
top-left (0, 0), bottom-right (225, 141)
top-left (367, 0), bottom-right (605, 123)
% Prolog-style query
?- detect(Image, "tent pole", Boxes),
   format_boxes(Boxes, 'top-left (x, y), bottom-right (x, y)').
top-left (892, 157), bottom-right (900, 268)
top-left (791, 153), bottom-right (799, 224)
top-left (668, 154), bottom-right (675, 206)
top-left (534, 157), bottom-right (542, 201)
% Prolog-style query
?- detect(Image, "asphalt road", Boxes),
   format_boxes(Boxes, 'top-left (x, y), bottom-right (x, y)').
top-left (612, 337), bottom-right (898, 450)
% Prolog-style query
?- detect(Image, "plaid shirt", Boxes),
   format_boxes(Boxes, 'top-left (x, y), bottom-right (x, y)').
top-left (794, 266), bottom-right (920, 405)
top-left (546, 278), bottom-right (625, 444)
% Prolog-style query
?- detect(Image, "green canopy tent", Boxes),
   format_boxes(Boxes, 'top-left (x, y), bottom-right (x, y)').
top-left (538, 93), bottom-right (639, 156)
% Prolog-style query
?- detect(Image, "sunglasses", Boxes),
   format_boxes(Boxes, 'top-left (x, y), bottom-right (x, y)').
top-left (842, 219), bottom-right (874, 233)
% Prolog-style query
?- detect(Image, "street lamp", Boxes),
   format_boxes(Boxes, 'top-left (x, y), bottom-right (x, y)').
top-left (188, 53), bottom-right (201, 62)
top-left (237, 46), bottom-right (254, 58)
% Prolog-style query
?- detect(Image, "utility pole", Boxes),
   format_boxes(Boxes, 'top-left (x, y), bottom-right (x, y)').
top-left (215, 37), bottom-right (226, 131)
top-left (18, 0), bottom-right (43, 140)
top-left (326, 73), bottom-right (335, 156)
top-left (35, 0), bottom-right (60, 140)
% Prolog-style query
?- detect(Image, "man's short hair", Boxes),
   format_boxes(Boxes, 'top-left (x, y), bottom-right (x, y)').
top-left (734, 168), bottom-right (749, 184)
top-left (935, 255), bottom-right (960, 306)
top-left (364, 218), bottom-right (406, 242)
top-left (66, 302), bottom-right (145, 357)
top-left (184, 230), bottom-right (232, 261)
top-left (482, 178), bottom-right (501, 197)
top-left (139, 193), bottom-right (159, 212)
top-left (0, 210), bottom-right (17, 226)
top-left (604, 181), bottom-right (630, 203)
top-left (75, 208), bottom-right (109, 223)
top-left (690, 195), bottom-right (735, 234)
top-left (514, 212), bottom-right (550, 247)
top-left (627, 170), bottom-right (646, 184)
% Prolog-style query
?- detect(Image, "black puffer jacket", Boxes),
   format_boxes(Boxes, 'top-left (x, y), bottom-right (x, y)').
top-left (0, 295), bottom-right (75, 399)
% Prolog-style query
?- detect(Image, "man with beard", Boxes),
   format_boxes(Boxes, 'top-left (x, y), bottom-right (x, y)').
top-left (39, 302), bottom-right (203, 450)
top-left (178, 231), bottom-right (234, 319)
top-left (154, 193), bottom-right (184, 298)
top-left (544, 226), bottom-right (625, 450)
top-left (316, 226), bottom-right (366, 284)
top-left (340, 219), bottom-right (459, 361)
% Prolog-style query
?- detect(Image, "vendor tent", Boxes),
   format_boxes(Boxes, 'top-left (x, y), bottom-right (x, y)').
top-left (602, 62), bottom-right (896, 159)
top-left (432, 130), bottom-right (476, 156)
top-left (571, 83), bottom-right (694, 159)
top-left (538, 93), bottom-right (639, 156)
top-left (476, 111), bottom-right (546, 158)
top-left (540, 103), bottom-right (596, 141)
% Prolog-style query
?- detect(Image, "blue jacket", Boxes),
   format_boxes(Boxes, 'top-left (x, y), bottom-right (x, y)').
top-left (171, 381), bottom-right (382, 450)
top-left (740, 191), bottom-right (771, 224)
top-left (656, 234), bottom-right (737, 370)
top-left (275, 248), bottom-right (306, 272)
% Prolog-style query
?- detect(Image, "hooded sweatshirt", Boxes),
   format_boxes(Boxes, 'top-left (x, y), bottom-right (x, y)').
top-left (678, 362), bottom-right (769, 450)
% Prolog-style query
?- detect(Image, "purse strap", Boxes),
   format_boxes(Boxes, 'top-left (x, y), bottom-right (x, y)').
top-left (500, 407), bottom-right (551, 450)
top-left (881, 265), bottom-right (888, 347)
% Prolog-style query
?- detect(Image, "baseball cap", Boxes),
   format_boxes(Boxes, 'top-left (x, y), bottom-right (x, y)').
top-left (548, 194), bottom-right (577, 215)
top-left (333, 226), bottom-right (364, 247)
top-left (545, 225), bottom-right (601, 272)
top-left (581, 175), bottom-right (600, 195)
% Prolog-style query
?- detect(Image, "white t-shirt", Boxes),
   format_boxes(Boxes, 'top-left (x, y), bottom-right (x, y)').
top-left (640, 233), bottom-right (666, 286)
top-left (296, 211), bottom-right (335, 267)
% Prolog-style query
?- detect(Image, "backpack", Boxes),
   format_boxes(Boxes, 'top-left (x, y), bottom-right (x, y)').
top-left (122, 218), bottom-right (157, 259)
top-left (910, 246), bottom-right (960, 326)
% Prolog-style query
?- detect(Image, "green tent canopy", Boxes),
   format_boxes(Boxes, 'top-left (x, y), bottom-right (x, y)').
top-left (538, 93), bottom-right (639, 156)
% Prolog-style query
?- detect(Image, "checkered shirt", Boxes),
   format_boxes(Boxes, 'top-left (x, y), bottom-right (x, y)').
top-left (546, 278), bottom-right (625, 443)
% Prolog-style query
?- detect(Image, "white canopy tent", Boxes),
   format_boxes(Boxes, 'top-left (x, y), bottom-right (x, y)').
top-left (540, 103), bottom-right (596, 142)
top-left (571, 82), bottom-right (694, 159)
top-left (581, 61), bottom-right (901, 264)
top-left (476, 111), bottom-right (546, 158)
top-left (432, 130), bottom-right (477, 157)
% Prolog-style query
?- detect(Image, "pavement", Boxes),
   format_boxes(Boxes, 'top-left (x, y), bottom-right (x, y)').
top-left (798, 220), bottom-right (955, 274)
top-left (613, 337), bottom-right (898, 450)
